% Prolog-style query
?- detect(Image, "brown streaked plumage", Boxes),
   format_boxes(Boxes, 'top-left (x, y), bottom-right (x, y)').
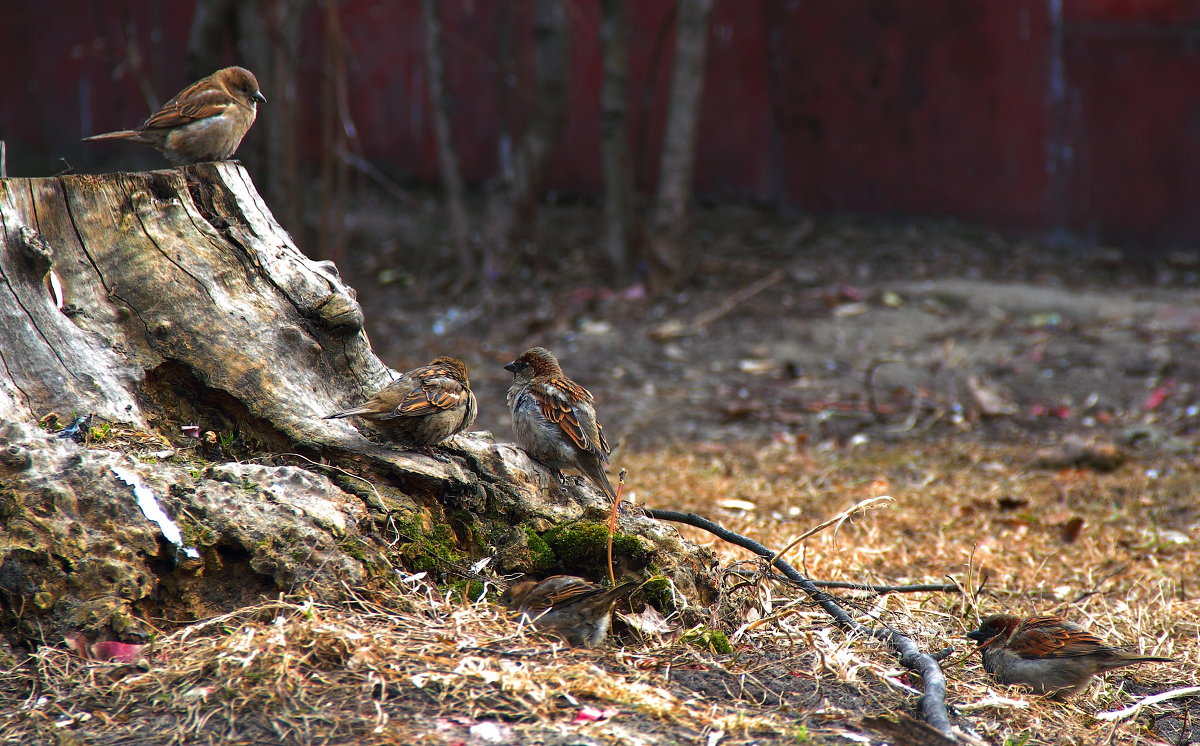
top-left (324, 356), bottom-right (477, 448)
top-left (967, 613), bottom-right (1172, 698)
top-left (84, 66), bottom-right (265, 165)
top-left (504, 347), bottom-right (614, 500)
top-left (502, 575), bottom-right (639, 648)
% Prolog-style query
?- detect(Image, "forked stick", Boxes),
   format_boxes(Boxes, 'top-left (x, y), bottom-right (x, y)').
top-left (646, 508), bottom-right (954, 738)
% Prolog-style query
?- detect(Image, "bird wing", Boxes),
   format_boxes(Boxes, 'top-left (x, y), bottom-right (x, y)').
top-left (531, 378), bottom-right (609, 458)
top-left (1008, 616), bottom-right (1111, 659)
top-left (540, 579), bottom-right (599, 608)
top-left (378, 375), bottom-right (468, 419)
top-left (519, 576), bottom-right (598, 612)
top-left (142, 86), bottom-right (239, 130)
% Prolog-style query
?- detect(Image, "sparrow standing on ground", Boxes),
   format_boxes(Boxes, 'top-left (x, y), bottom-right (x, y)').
top-left (504, 347), bottom-right (615, 500)
top-left (83, 66), bottom-right (265, 165)
top-left (503, 575), bottom-right (639, 648)
top-left (966, 613), bottom-right (1172, 698)
top-left (324, 356), bottom-right (477, 448)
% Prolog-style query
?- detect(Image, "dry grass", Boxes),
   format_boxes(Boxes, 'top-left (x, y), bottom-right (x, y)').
top-left (1, 579), bottom-right (797, 745)
top-left (1, 436), bottom-right (1196, 745)
top-left (621, 436), bottom-right (1200, 744)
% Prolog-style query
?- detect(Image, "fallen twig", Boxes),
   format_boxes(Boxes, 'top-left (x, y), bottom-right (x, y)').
top-left (1095, 685), bottom-right (1200, 722)
top-left (809, 580), bottom-right (959, 594)
top-left (650, 268), bottom-right (785, 340)
top-left (727, 567), bottom-right (958, 594)
top-left (647, 508), bottom-right (955, 737)
top-left (769, 495), bottom-right (893, 564)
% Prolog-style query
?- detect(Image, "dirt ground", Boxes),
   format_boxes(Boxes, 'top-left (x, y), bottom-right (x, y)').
top-left (342, 204), bottom-right (1200, 451)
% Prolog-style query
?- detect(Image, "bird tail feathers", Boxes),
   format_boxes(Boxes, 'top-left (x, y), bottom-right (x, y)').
top-left (323, 407), bottom-right (371, 420)
top-left (582, 458), bottom-right (617, 501)
top-left (82, 130), bottom-right (143, 143)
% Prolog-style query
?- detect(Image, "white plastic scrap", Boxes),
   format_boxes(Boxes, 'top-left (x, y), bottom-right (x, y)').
top-left (112, 466), bottom-right (200, 559)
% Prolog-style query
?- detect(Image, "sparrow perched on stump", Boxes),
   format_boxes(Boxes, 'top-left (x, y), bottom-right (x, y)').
top-left (84, 66), bottom-right (265, 165)
top-left (504, 347), bottom-right (615, 501)
top-left (324, 356), bottom-right (477, 449)
top-left (967, 613), bottom-right (1172, 698)
top-left (503, 575), bottom-right (639, 648)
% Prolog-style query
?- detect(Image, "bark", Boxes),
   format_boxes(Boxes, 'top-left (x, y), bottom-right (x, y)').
top-left (648, 0), bottom-right (713, 291)
top-left (422, 0), bottom-right (475, 290)
top-left (601, 0), bottom-right (636, 279)
top-left (0, 165), bottom-right (716, 646)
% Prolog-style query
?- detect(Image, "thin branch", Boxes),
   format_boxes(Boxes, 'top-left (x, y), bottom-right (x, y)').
top-left (691, 268), bottom-right (785, 330)
top-left (809, 579), bottom-right (959, 594)
top-left (646, 508), bottom-right (954, 737)
top-left (769, 495), bottom-right (892, 564)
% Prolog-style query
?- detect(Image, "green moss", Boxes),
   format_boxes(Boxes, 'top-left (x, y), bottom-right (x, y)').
top-left (390, 512), bottom-right (465, 574)
top-left (177, 517), bottom-right (217, 548)
top-left (638, 575), bottom-right (674, 610)
top-left (542, 521), bottom-right (649, 571)
top-left (335, 476), bottom-right (419, 516)
top-left (338, 537), bottom-right (368, 562)
top-left (523, 526), bottom-right (557, 573)
top-left (445, 579), bottom-right (488, 602)
top-left (682, 628), bottom-right (734, 655)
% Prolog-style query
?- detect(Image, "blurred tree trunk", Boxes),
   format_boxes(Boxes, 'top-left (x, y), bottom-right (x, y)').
top-left (600, 0), bottom-right (636, 280)
top-left (185, 0), bottom-right (307, 247)
top-left (260, 0), bottom-right (307, 248)
top-left (422, 0), bottom-right (474, 291)
top-left (488, 0), bottom-right (571, 273)
top-left (185, 0), bottom-right (235, 81)
top-left (316, 0), bottom-right (355, 262)
top-left (647, 0), bottom-right (712, 292)
top-left (482, 3), bottom-right (517, 284)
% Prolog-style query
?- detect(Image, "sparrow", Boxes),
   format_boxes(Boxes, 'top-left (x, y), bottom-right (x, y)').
top-left (84, 66), bottom-right (266, 165)
top-left (966, 613), bottom-right (1172, 698)
top-left (502, 575), bottom-right (639, 648)
top-left (324, 356), bottom-right (477, 448)
top-left (504, 347), bottom-right (615, 500)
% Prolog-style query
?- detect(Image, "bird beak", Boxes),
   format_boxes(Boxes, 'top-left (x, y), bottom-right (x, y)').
top-left (252, 91), bottom-right (267, 104)
top-left (503, 362), bottom-right (517, 373)
top-left (965, 628), bottom-right (995, 645)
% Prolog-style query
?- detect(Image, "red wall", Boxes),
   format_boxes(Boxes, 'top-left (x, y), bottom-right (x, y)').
top-left (3, 1), bottom-right (1200, 249)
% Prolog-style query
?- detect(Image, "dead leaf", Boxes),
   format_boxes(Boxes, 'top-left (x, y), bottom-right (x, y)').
top-left (618, 604), bottom-right (675, 639)
top-left (1059, 516), bottom-right (1085, 543)
top-left (965, 374), bottom-right (1017, 416)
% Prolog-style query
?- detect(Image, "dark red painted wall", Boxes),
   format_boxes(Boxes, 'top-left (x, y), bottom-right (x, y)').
top-left (1061, 0), bottom-right (1200, 244)
top-left (3, 1), bottom-right (1199, 249)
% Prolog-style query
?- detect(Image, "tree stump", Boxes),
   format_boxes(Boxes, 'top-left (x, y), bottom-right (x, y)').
top-left (0, 164), bottom-right (716, 646)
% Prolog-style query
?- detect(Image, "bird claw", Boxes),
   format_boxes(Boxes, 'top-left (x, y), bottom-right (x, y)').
top-left (413, 446), bottom-right (453, 463)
